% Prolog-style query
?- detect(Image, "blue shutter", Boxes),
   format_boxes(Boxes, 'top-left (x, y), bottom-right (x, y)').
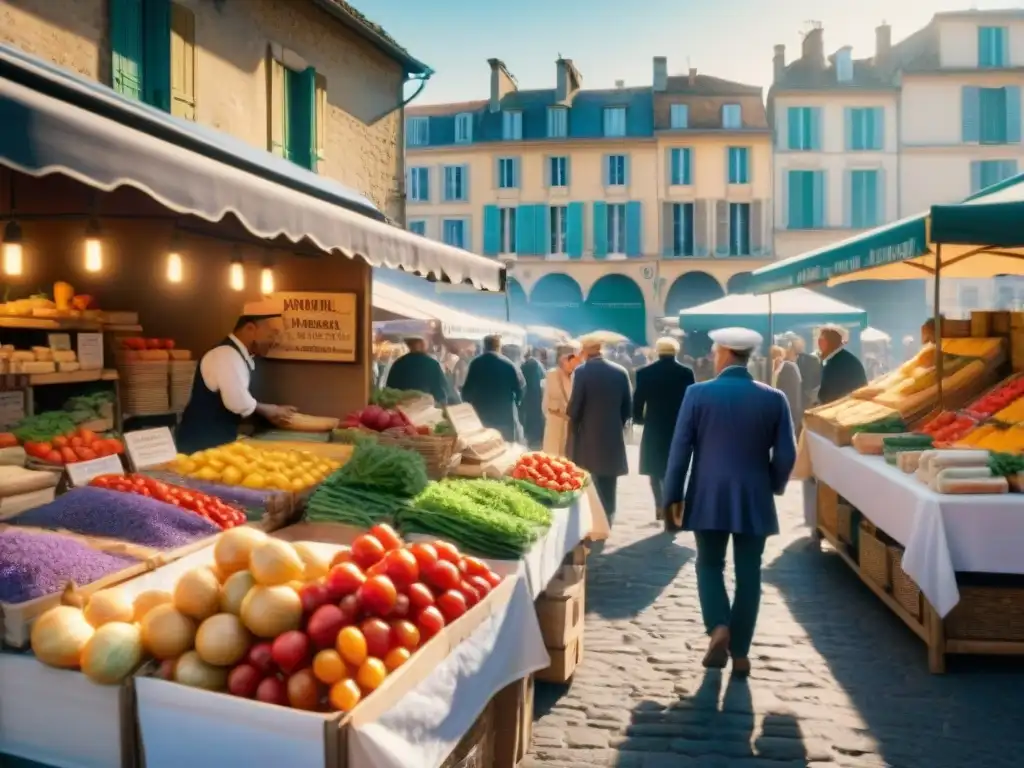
top-left (872, 108), bottom-right (885, 150)
top-left (483, 205), bottom-right (500, 256)
top-left (1000, 27), bottom-right (1010, 66)
top-left (142, 0), bottom-right (171, 110)
top-left (592, 202), bottom-right (608, 258)
top-left (865, 171), bottom-right (878, 228)
top-left (286, 68), bottom-right (316, 169)
top-left (566, 202), bottom-right (584, 259)
top-left (741, 148), bottom-right (749, 183)
top-left (626, 201), bottom-right (642, 257)
top-left (601, 155), bottom-right (610, 186)
top-left (962, 87), bottom-right (981, 142)
top-left (787, 107), bottom-right (800, 150)
top-left (623, 155), bottom-right (631, 187)
top-left (516, 206), bottom-right (534, 255)
top-left (876, 168), bottom-right (886, 226)
top-left (670, 150), bottom-right (680, 185)
top-left (535, 205), bottom-right (550, 256)
top-left (461, 164), bottom-right (470, 201)
top-left (683, 149), bottom-right (692, 184)
top-left (110, 0), bottom-right (144, 100)
top-left (978, 26), bottom-right (988, 67)
top-left (844, 108), bottom-right (854, 151)
top-left (1006, 86), bottom-right (1021, 143)
top-left (811, 108), bottom-right (823, 150)
top-left (970, 161), bottom-right (983, 194)
top-left (786, 171), bottom-right (800, 229)
top-left (564, 156), bottom-right (572, 187)
top-left (512, 157), bottom-right (521, 188)
top-left (842, 170), bottom-right (852, 228)
top-left (811, 171), bottom-right (825, 228)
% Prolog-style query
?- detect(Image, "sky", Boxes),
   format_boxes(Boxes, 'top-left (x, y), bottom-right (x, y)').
top-left (357, 0), bottom-right (1016, 104)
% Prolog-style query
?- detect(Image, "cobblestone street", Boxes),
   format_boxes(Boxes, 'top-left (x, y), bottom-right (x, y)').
top-left (525, 447), bottom-right (1024, 768)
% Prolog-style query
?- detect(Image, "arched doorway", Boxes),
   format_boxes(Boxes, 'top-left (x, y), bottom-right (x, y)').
top-left (663, 272), bottom-right (724, 316)
top-left (583, 274), bottom-right (647, 344)
top-left (529, 274), bottom-right (584, 335)
top-left (726, 271), bottom-right (753, 294)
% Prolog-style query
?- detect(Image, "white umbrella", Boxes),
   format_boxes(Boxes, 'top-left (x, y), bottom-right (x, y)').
top-left (861, 326), bottom-right (891, 343)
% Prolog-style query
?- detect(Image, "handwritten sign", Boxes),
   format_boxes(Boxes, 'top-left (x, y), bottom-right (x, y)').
top-left (125, 427), bottom-right (178, 470)
top-left (66, 454), bottom-right (125, 487)
top-left (77, 332), bottom-right (104, 370)
top-left (266, 292), bottom-right (357, 363)
top-left (47, 333), bottom-right (72, 351)
top-left (0, 391), bottom-right (25, 429)
top-left (445, 403), bottom-right (484, 437)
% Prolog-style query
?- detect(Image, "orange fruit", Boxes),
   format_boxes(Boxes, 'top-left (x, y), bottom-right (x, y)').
top-left (313, 649), bottom-right (346, 685)
top-left (355, 657), bottom-right (387, 693)
top-left (328, 678), bottom-right (362, 712)
top-left (384, 646), bottom-right (411, 672)
top-left (336, 626), bottom-right (367, 667)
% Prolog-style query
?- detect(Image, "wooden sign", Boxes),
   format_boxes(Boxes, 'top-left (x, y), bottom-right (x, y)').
top-left (266, 292), bottom-right (357, 363)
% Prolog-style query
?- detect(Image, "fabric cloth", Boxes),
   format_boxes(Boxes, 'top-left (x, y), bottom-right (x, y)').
top-left (694, 531), bottom-right (767, 658)
top-left (568, 355), bottom-right (632, 477)
top-left (817, 347), bottom-right (868, 405)
top-left (541, 367), bottom-right (573, 456)
top-left (461, 351), bottom-right (525, 443)
top-left (663, 366), bottom-right (797, 537)
top-left (520, 357), bottom-right (546, 448)
top-left (386, 351), bottom-right (454, 405)
top-left (176, 337), bottom-right (254, 454)
top-left (773, 360), bottom-right (803, 430)
top-left (632, 356), bottom-right (695, 477)
top-left (593, 474), bottom-right (619, 518)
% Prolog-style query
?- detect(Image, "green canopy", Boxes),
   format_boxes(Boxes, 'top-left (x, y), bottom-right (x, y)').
top-left (678, 288), bottom-right (867, 339)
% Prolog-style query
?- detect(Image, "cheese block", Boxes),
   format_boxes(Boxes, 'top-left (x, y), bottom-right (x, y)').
top-left (21, 361), bottom-right (57, 374)
top-left (57, 361), bottom-right (81, 373)
top-left (11, 351), bottom-right (35, 362)
top-left (52, 350), bottom-right (77, 363)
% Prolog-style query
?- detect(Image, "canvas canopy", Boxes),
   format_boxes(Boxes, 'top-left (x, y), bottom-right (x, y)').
top-left (678, 288), bottom-right (866, 336)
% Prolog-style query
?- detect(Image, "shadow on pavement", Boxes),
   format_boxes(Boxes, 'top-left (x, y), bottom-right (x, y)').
top-left (764, 535), bottom-right (1024, 768)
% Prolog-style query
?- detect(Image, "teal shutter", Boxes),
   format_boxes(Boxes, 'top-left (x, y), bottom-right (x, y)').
top-left (872, 108), bottom-right (885, 150)
top-left (812, 171), bottom-right (826, 227)
top-left (1006, 86), bottom-right (1021, 143)
top-left (483, 205), bottom-right (500, 256)
top-left (623, 155), bottom-right (631, 186)
top-left (970, 161), bottom-right (983, 194)
top-left (876, 168), bottom-right (886, 226)
top-left (142, 0), bottom-right (171, 110)
top-left (460, 164), bottom-right (470, 201)
top-left (512, 157), bottom-right (521, 188)
top-left (741, 148), bottom-right (749, 183)
top-left (787, 107), bottom-right (800, 150)
top-left (516, 206), bottom-right (533, 255)
top-left (962, 87), bottom-right (981, 142)
top-left (865, 171), bottom-right (878, 227)
top-left (787, 171), bottom-right (801, 229)
top-left (535, 205), bottom-right (550, 256)
top-left (670, 149), bottom-right (680, 185)
top-left (625, 201), bottom-right (642, 257)
top-left (566, 203), bottom-right (584, 259)
top-left (843, 170), bottom-right (852, 227)
top-left (110, 0), bottom-right (144, 100)
top-left (979, 27), bottom-right (990, 67)
top-left (844, 108), bottom-right (854, 151)
top-left (810, 108), bottom-right (822, 150)
top-left (564, 156), bottom-right (572, 186)
top-left (683, 148), bottom-right (692, 184)
top-left (285, 68), bottom-right (316, 169)
top-left (592, 202), bottom-right (608, 258)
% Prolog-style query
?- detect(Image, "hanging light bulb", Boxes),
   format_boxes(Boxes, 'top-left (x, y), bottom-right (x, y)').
top-left (166, 252), bottom-right (183, 283)
top-left (229, 260), bottom-right (245, 291)
top-left (84, 219), bottom-right (103, 273)
top-left (260, 265), bottom-right (275, 296)
top-left (2, 221), bottom-right (23, 277)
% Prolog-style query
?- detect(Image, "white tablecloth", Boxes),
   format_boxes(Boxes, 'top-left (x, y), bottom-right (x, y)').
top-left (806, 431), bottom-right (1024, 617)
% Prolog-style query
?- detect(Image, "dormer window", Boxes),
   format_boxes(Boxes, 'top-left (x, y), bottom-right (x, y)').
top-left (455, 113), bottom-right (473, 143)
top-left (670, 104), bottom-right (689, 129)
top-left (547, 107), bottom-right (568, 138)
top-left (722, 104), bottom-right (742, 129)
top-left (604, 107), bottom-right (627, 137)
top-left (407, 117), bottom-right (429, 146)
top-left (502, 110), bottom-right (523, 140)
top-left (979, 26), bottom-right (1009, 68)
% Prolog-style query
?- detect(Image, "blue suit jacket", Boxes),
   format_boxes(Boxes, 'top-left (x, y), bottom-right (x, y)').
top-left (663, 366), bottom-right (797, 536)
top-left (567, 355), bottom-right (632, 477)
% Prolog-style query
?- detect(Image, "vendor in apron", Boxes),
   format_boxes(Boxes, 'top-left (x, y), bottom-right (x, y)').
top-left (176, 298), bottom-right (297, 453)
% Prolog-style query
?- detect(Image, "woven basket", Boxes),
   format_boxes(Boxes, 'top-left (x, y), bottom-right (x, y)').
top-left (888, 545), bottom-right (921, 621)
top-left (377, 432), bottom-right (456, 479)
top-left (816, 483), bottom-right (839, 536)
top-left (858, 523), bottom-right (890, 591)
top-left (945, 586), bottom-right (1024, 642)
top-left (836, 503), bottom-right (855, 545)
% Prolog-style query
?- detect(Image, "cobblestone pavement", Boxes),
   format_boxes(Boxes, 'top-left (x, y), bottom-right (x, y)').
top-left (524, 447), bottom-right (1024, 768)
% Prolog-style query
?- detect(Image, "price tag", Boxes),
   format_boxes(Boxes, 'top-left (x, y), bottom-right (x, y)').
top-left (125, 427), bottom-right (178, 470)
top-left (444, 403), bottom-right (484, 436)
top-left (66, 454), bottom-right (125, 487)
top-left (77, 332), bottom-right (104, 370)
top-left (0, 390), bottom-right (25, 429)
top-left (47, 333), bottom-right (72, 351)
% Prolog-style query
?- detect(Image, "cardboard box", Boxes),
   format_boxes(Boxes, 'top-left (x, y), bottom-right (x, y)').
top-left (536, 635), bottom-right (583, 684)
top-left (491, 675), bottom-right (534, 768)
top-left (536, 566), bottom-right (585, 649)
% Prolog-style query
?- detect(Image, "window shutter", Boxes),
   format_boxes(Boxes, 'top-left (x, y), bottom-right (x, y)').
top-left (535, 205), bottom-right (549, 256)
top-left (873, 108), bottom-right (885, 150)
top-left (693, 200), bottom-right (709, 256)
top-left (786, 108), bottom-right (799, 150)
top-left (843, 170), bottom-right (853, 228)
top-left (314, 73), bottom-right (327, 169)
top-left (741, 148), bottom-right (750, 183)
top-left (626, 201), bottom-right (642, 257)
top-left (142, 0), bottom-right (171, 110)
top-left (962, 87), bottom-right (981, 142)
top-left (460, 164), bottom-right (470, 201)
top-left (865, 171), bottom-right (879, 227)
top-left (875, 169), bottom-right (886, 226)
top-left (110, 0), bottom-right (144, 100)
top-left (844, 108), bottom-right (854, 151)
top-left (970, 161), bottom-right (983, 194)
top-left (567, 203), bottom-right (584, 259)
top-left (714, 200), bottom-right (729, 256)
top-left (483, 205), bottom-right (500, 256)
top-left (462, 217), bottom-right (473, 252)
top-left (812, 171), bottom-right (826, 228)
top-left (169, 3), bottom-right (196, 120)
top-left (811, 108), bottom-right (822, 150)
top-left (623, 155), bottom-right (631, 187)
top-left (786, 171), bottom-right (801, 229)
top-left (592, 202), bottom-right (608, 258)
top-left (268, 50), bottom-right (286, 156)
top-left (602, 155), bottom-right (610, 187)
top-left (1006, 86), bottom-right (1021, 143)
top-left (750, 200), bottom-right (764, 255)
top-left (516, 206), bottom-right (534, 255)
top-left (512, 157), bottom-right (521, 188)
top-left (564, 156), bottom-right (572, 187)
top-left (284, 67), bottom-right (316, 170)
top-left (662, 202), bottom-right (674, 257)
top-left (668, 150), bottom-right (678, 185)
top-left (422, 168), bottom-right (431, 202)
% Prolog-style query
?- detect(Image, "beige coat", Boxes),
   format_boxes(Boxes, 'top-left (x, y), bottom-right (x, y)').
top-left (541, 367), bottom-right (572, 456)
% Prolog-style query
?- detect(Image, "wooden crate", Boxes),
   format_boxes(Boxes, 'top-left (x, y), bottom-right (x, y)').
top-left (492, 675), bottom-right (534, 768)
top-left (536, 634), bottom-right (583, 683)
top-left (945, 586), bottom-right (1024, 642)
top-left (836, 503), bottom-right (855, 545)
top-left (888, 546), bottom-right (922, 621)
top-left (441, 700), bottom-right (494, 768)
top-left (537, 566), bottom-right (585, 649)
top-left (803, 411), bottom-right (852, 447)
top-left (817, 482), bottom-right (839, 537)
top-left (941, 318), bottom-right (973, 338)
top-left (858, 523), bottom-right (891, 591)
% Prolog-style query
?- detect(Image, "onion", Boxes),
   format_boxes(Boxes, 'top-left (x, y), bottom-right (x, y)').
top-left (195, 613), bottom-right (251, 667)
top-left (173, 650), bottom-right (228, 691)
top-left (220, 571), bottom-right (256, 615)
top-left (81, 622), bottom-right (143, 685)
top-left (140, 604), bottom-right (196, 660)
top-left (30, 606), bottom-right (94, 669)
top-left (173, 567), bottom-right (221, 621)
top-left (240, 585), bottom-right (302, 638)
top-left (249, 539), bottom-right (304, 586)
top-left (213, 527), bottom-right (267, 576)
top-left (132, 590), bottom-right (173, 622)
top-left (292, 542), bottom-right (330, 581)
top-left (83, 590), bottom-right (134, 628)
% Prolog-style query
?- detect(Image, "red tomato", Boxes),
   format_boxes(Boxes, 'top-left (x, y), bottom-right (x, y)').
top-left (482, 571), bottom-right (502, 588)
top-left (360, 618), bottom-right (392, 659)
top-left (90, 475), bottom-right (113, 488)
top-left (383, 549), bottom-right (419, 587)
top-left (458, 580), bottom-right (480, 608)
top-left (408, 543), bottom-right (439, 572)
top-left (461, 556), bottom-right (490, 577)
top-left (77, 428), bottom-right (97, 445)
top-left (51, 436), bottom-right (69, 449)
top-left (109, 439), bottom-right (124, 454)
top-left (368, 523), bottom-right (403, 552)
top-left (60, 447), bottom-right (78, 464)
top-left (390, 619), bottom-right (420, 651)
top-left (75, 446), bottom-right (97, 461)
top-left (325, 562), bottom-right (367, 601)
top-left (351, 535), bottom-right (386, 570)
top-left (390, 593), bottom-right (410, 618)
top-left (424, 560), bottom-right (461, 592)
top-left (69, 436), bottom-right (84, 449)
top-left (406, 582), bottom-right (435, 612)
top-left (357, 575), bottom-right (397, 617)
top-left (467, 575), bottom-right (492, 598)
top-left (437, 590), bottom-right (468, 622)
top-left (433, 541), bottom-right (461, 564)
top-left (416, 605), bottom-right (446, 640)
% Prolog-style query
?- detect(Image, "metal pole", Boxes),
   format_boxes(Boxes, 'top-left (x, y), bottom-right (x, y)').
top-left (767, 292), bottom-right (775, 384)
top-left (934, 244), bottom-right (944, 410)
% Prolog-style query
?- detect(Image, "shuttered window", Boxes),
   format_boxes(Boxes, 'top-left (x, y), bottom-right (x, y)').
top-left (111, 0), bottom-right (182, 111)
top-left (169, 3), bottom-right (196, 120)
top-left (272, 58), bottom-right (325, 172)
top-left (111, 0), bottom-right (144, 100)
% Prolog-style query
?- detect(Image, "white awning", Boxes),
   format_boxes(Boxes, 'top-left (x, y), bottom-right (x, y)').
top-left (372, 282), bottom-right (525, 345)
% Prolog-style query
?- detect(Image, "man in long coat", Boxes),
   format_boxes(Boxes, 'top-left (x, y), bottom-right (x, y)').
top-left (662, 327), bottom-right (796, 677)
top-left (816, 326), bottom-right (868, 406)
top-left (386, 336), bottom-right (455, 405)
top-left (632, 336), bottom-right (694, 520)
top-left (567, 338), bottom-right (632, 518)
top-left (461, 335), bottom-right (525, 443)
top-left (520, 349), bottom-right (546, 449)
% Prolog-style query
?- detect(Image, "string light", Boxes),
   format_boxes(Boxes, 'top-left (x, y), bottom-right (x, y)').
top-left (84, 219), bottom-right (103, 273)
top-left (260, 266), bottom-right (275, 295)
top-left (230, 260), bottom-right (245, 291)
top-left (2, 221), bottom-right (23, 277)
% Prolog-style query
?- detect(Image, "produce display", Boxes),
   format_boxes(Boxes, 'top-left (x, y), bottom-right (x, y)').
top-left (90, 474), bottom-right (247, 531)
top-left (13, 392), bottom-right (116, 443)
top-left (914, 449), bottom-right (1009, 494)
top-left (0, 283), bottom-right (96, 317)
top-left (10, 486), bottom-right (220, 549)
top-left (988, 452), bottom-right (1024, 478)
top-left (22, 425), bottom-right (125, 466)
top-left (370, 388), bottom-right (428, 410)
top-left (957, 424), bottom-right (1024, 452)
top-left (170, 441), bottom-right (342, 492)
top-left (882, 434), bottom-right (933, 465)
top-left (917, 411), bottom-right (977, 446)
top-left (964, 376), bottom-right (1024, 421)
top-left (29, 525), bottom-right (506, 703)
top-left (341, 404), bottom-right (430, 437)
top-left (508, 452), bottom-right (587, 503)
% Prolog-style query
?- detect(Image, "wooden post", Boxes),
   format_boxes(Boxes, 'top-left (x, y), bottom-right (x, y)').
top-left (925, 598), bottom-right (947, 674)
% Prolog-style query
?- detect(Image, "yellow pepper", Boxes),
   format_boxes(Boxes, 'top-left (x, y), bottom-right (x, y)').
top-left (53, 281), bottom-right (74, 311)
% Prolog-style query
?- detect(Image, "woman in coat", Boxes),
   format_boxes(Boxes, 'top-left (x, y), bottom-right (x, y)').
top-left (541, 344), bottom-right (579, 457)
top-left (770, 345), bottom-right (803, 431)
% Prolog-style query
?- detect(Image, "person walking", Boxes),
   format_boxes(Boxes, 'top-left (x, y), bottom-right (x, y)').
top-left (386, 336), bottom-right (456, 405)
top-left (788, 337), bottom-right (821, 409)
top-left (520, 349), bottom-right (546, 449)
top-left (816, 326), bottom-right (868, 405)
top-left (461, 335), bottom-right (525, 443)
top-left (662, 328), bottom-right (797, 677)
top-left (541, 344), bottom-right (579, 457)
top-left (770, 345), bottom-right (803, 432)
top-left (632, 337), bottom-right (694, 520)
top-left (567, 337), bottom-right (632, 519)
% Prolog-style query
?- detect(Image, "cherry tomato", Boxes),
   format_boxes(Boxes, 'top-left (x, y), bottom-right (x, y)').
top-left (436, 590), bottom-right (468, 622)
top-left (416, 606), bottom-right (446, 640)
top-left (45, 449), bottom-right (64, 465)
top-left (351, 535), bottom-right (386, 570)
top-left (326, 562), bottom-right (366, 600)
top-left (60, 447), bottom-right (78, 464)
top-left (458, 580), bottom-right (481, 608)
top-left (360, 618), bottom-right (392, 659)
top-left (461, 556), bottom-right (490, 578)
top-left (384, 646), bottom-right (411, 671)
top-left (356, 658), bottom-right (388, 693)
top-left (369, 523), bottom-right (403, 552)
top-left (329, 679), bottom-right (362, 712)
top-left (467, 575), bottom-right (492, 598)
top-left (336, 626), bottom-right (368, 667)
top-left (286, 668), bottom-right (320, 711)
top-left (424, 560), bottom-right (461, 592)
top-left (313, 649), bottom-right (347, 685)
top-left (433, 541), bottom-right (461, 564)
top-left (390, 619), bottom-right (420, 651)
top-left (482, 571), bottom-right (502, 588)
top-left (406, 582), bottom-right (435, 612)
top-left (52, 436), bottom-right (68, 449)
top-left (383, 549), bottom-right (419, 587)
top-left (408, 543), bottom-right (439, 572)
top-left (358, 575), bottom-right (397, 617)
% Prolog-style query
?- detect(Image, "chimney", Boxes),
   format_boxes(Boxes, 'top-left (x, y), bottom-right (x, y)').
top-left (802, 26), bottom-right (825, 69)
top-left (876, 22), bottom-right (892, 61)
top-left (773, 44), bottom-right (786, 83)
top-left (556, 57), bottom-right (582, 104)
top-left (653, 56), bottom-right (667, 92)
top-left (615, 79), bottom-right (625, 89)
top-left (487, 58), bottom-right (517, 113)
top-left (688, 67), bottom-right (697, 86)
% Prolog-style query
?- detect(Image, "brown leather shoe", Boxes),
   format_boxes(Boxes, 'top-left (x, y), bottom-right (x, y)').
top-left (731, 657), bottom-right (751, 678)
top-left (702, 626), bottom-right (730, 668)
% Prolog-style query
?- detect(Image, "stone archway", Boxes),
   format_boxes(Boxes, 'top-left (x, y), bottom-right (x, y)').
top-left (663, 271), bottom-right (725, 316)
top-left (528, 273), bottom-right (585, 335)
top-left (726, 271), bottom-right (753, 294)
top-left (583, 274), bottom-right (647, 344)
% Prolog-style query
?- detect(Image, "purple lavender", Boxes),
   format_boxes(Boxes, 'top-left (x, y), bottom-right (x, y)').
top-left (10, 487), bottom-right (219, 549)
top-left (0, 528), bottom-right (139, 604)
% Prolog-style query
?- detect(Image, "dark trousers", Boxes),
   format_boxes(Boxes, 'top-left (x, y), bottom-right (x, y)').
top-left (694, 531), bottom-right (767, 659)
top-left (649, 475), bottom-right (664, 511)
top-left (593, 475), bottom-right (618, 518)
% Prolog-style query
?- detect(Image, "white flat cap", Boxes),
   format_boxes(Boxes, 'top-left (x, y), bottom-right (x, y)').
top-left (709, 327), bottom-right (763, 353)
top-left (242, 298), bottom-right (284, 318)
top-left (655, 336), bottom-right (680, 355)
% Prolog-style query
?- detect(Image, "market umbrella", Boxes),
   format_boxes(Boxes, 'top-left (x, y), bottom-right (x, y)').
top-left (577, 330), bottom-right (630, 346)
top-left (861, 326), bottom-right (891, 343)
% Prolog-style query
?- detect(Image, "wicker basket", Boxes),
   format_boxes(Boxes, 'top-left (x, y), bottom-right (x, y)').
top-left (377, 432), bottom-right (457, 479)
top-left (858, 523), bottom-right (890, 591)
top-left (945, 586), bottom-right (1024, 642)
top-left (817, 483), bottom-right (839, 536)
top-left (888, 545), bottom-right (922, 621)
top-left (836, 503), bottom-right (855, 545)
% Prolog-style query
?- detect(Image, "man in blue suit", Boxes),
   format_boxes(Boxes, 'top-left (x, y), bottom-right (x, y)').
top-left (662, 327), bottom-right (797, 677)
